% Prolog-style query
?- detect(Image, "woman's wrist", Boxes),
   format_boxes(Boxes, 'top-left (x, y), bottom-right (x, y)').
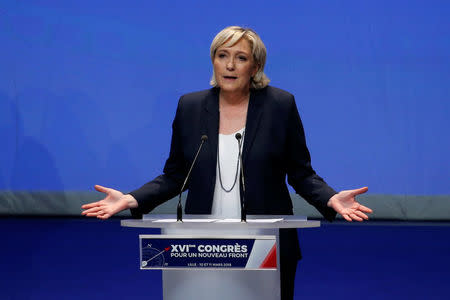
top-left (123, 194), bottom-right (138, 209)
top-left (327, 193), bottom-right (338, 208)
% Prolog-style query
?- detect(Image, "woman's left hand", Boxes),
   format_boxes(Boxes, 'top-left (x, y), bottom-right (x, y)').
top-left (327, 187), bottom-right (373, 221)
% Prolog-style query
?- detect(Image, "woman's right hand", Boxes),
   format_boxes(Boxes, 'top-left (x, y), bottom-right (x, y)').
top-left (81, 185), bottom-right (138, 219)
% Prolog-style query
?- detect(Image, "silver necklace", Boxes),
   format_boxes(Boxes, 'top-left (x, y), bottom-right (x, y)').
top-left (217, 130), bottom-right (244, 193)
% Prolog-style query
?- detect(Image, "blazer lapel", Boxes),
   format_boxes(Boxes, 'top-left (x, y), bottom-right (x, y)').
top-left (243, 89), bottom-right (263, 163)
top-left (203, 88), bottom-right (220, 164)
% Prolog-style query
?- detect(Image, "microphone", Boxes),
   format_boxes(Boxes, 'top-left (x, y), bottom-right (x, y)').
top-left (235, 133), bottom-right (246, 222)
top-left (177, 135), bottom-right (208, 222)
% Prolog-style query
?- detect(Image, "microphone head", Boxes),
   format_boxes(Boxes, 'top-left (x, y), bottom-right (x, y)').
top-left (235, 133), bottom-right (242, 140)
top-left (201, 135), bottom-right (208, 141)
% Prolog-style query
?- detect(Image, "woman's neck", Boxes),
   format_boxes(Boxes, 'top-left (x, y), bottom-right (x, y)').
top-left (218, 89), bottom-right (250, 135)
top-left (219, 89), bottom-right (250, 107)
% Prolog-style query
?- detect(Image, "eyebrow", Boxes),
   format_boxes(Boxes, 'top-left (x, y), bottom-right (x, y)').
top-left (216, 49), bottom-right (250, 56)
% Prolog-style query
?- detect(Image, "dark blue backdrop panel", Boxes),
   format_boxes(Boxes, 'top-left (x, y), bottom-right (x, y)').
top-left (1, 1), bottom-right (449, 194)
top-left (1, 218), bottom-right (449, 299)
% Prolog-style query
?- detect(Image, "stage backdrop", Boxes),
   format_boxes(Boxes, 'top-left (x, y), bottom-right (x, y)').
top-left (1, 0), bottom-right (449, 219)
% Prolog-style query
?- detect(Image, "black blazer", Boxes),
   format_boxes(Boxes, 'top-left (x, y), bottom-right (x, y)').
top-left (130, 86), bottom-right (337, 259)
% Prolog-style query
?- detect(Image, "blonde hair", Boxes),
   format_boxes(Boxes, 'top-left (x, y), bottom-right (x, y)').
top-left (210, 26), bottom-right (270, 89)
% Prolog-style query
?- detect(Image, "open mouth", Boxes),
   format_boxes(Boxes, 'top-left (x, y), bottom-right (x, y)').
top-left (223, 76), bottom-right (237, 80)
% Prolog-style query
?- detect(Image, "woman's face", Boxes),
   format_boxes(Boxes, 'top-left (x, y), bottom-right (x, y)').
top-left (213, 38), bottom-right (258, 95)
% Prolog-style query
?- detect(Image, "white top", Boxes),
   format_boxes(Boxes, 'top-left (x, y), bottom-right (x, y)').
top-left (210, 128), bottom-right (245, 219)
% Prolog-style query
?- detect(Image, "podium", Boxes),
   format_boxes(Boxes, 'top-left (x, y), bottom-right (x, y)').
top-left (121, 215), bottom-right (320, 300)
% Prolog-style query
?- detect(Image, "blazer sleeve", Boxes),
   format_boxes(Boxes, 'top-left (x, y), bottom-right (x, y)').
top-left (128, 97), bottom-right (188, 218)
top-left (285, 96), bottom-right (337, 221)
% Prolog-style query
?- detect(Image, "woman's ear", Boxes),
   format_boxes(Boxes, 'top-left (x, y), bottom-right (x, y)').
top-left (252, 64), bottom-right (259, 77)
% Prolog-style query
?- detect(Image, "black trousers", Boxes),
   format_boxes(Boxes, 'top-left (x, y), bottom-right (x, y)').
top-left (279, 229), bottom-right (301, 300)
top-left (280, 255), bottom-right (298, 300)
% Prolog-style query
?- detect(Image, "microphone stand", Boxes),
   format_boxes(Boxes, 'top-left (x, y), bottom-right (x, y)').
top-left (177, 135), bottom-right (208, 222)
top-left (235, 133), bottom-right (246, 222)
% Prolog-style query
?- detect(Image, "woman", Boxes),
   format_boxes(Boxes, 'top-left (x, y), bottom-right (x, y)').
top-left (82, 26), bottom-right (372, 299)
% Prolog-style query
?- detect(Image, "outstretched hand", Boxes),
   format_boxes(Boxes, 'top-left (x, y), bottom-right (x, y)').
top-left (327, 187), bottom-right (373, 222)
top-left (81, 185), bottom-right (137, 219)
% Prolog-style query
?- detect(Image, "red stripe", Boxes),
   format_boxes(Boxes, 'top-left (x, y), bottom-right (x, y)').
top-left (259, 244), bottom-right (277, 268)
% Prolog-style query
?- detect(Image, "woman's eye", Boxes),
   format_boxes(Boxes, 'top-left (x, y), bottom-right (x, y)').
top-left (218, 53), bottom-right (226, 58)
top-left (238, 56), bottom-right (247, 61)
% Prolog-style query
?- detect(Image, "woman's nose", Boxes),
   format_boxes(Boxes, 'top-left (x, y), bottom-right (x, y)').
top-left (226, 59), bottom-right (235, 70)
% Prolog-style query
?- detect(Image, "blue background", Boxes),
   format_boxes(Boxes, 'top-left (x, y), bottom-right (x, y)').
top-left (1, 0), bottom-right (449, 195)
